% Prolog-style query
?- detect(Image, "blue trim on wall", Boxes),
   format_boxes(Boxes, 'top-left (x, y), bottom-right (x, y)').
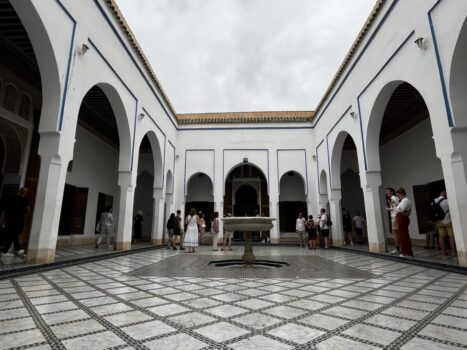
top-left (428, 0), bottom-right (454, 127)
top-left (356, 30), bottom-right (414, 171)
top-left (55, 0), bottom-right (77, 132)
top-left (276, 149), bottom-right (308, 195)
top-left (93, 0), bottom-right (178, 129)
top-left (184, 149), bottom-right (216, 196)
top-left (167, 140), bottom-right (176, 194)
top-left (142, 107), bottom-right (167, 188)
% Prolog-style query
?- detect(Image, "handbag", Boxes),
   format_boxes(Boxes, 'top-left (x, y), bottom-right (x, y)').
top-left (95, 222), bottom-right (101, 233)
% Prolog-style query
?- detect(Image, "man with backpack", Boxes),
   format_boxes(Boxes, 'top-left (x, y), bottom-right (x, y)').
top-left (433, 191), bottom-right (457, 257)
top-left (319, 208), bottom-right (330, 249)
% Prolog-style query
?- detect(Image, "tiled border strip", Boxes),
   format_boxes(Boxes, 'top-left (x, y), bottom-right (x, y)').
top-left (333, 246), bottom-right (467, 275)
top-left (0, 245), bottom-right (165, 280)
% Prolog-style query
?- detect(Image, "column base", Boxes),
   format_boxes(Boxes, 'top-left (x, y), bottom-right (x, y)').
top-left (151, 239), bottom-right (163, 245)
top-left (369, 243), bottom-right (386, 253)
top-left (27, 248), bottom-right (55, 264)
top-left (333, 239), bottom-right (344, 247)
top-left (115, 241), bottom-right (131, 251)
top-left (458, 250), bottom-right (467, 267)
top-left (270, 237), bottom-right (280, 244)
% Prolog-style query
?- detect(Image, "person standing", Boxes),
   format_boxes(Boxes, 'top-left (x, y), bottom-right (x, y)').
top-left (184, 208), bottom-right (199, 253)
top-left (133, 210), bottom-right (143, 244)
top-left (296, 212), bottom-right (306, 247)
top-left (96, 206), bottom-right (115, 249)
top-left (198, 213), bottom-right (206, 244)
top-left (166, 213), bottom-right (175, 249)
top-left (395, 188), bottom-right (414, 257)
top-left (319, 208), bottom-right (330, 249)
top-left (435, 190), bottom-right (457, 257)
top-left (342, 208), bottom-right (353, 246)
top-left (305, 215), bottom-right (317, 249)
top-left (211, 212), bottom-right (220, 251)
top-left (173, 210), bottom-right (185, 250)
top-left (222, 213), bottom-right (233, 251)
top-left (385, 188), bottom-right (400, 254)
top-left (352, 211), bottom-right (366, 243)
top-left (1, 187), bottom-right (30, 257)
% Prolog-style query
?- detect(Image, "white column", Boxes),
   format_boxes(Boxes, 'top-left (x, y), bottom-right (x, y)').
top-left (360, 171), bottom-right (386, 252)
top-left (152, 188), bottom-right (164, 245)
top-left (116, 171), bottom-right (135, 250)
top-left (439, 152), bottom-right (467, 267)
top-left (27, 148), bottom-right (69, 264)
top-left (329, 188), bottom-right (344, 246)
top-left (214, 199), bottom-right (224, 244)
top-left (269, 197), bottom-right (280, 244)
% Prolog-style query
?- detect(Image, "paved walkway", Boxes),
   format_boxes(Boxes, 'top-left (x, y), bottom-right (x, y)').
top-left (0, 246), bottom-right (466, 349)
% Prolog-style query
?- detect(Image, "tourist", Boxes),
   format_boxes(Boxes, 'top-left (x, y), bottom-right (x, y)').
top-left (132, 210), bottom-right (143, 244)
top-left (211, 212), bottom-right (220, 251)
top-left (199, 213), bottom-right (206, 243)
top-left (166, 213), bottom-right (175, 250)
top-left (173, 210), bottom-right (185, 250)
top-left (384, 187), bottom-right (400, 254)
top-left (435, 190), bottom-right (457, 257)
top-left (319, 208), bottom-right (330, 249)
top-left (342, 208), bottom-right (353, 246)
top-left (352, 211), bottom-right (366, 243)
top-left (296, 212), bottom-right (306, 247)
top-left (305, 215), bottom-right (317, 249)
top-left (222, 213), bottom-right (233, 251)
top-left (184, 208), bottom-right (199, 253)
top-left (1, 187), bottom-right (30, 257)
top-left (395, 188), bottom-right (414, 257)
top-left (96, 206), bottom-right (114, 249)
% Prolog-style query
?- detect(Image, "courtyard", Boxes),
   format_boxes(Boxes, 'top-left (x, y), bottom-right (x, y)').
top-left (1, 246), bottom-right (466, 350)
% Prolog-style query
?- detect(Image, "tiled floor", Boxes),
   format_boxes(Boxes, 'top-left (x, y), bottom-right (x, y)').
top-left (0, 246), bottom-right (466, 349)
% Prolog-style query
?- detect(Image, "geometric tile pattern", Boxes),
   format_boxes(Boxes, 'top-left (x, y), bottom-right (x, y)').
top-left (0, 247), bottom-right (466, 349)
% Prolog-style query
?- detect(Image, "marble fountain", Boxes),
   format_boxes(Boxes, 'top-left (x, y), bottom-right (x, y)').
top-left (209, 216), bottom-right (288, 268)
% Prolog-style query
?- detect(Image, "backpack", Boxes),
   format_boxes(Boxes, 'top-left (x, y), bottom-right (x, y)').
top-left (326, 218), bottom-right (333, 227)
top-left (429, 198), bottom-right (446, 222)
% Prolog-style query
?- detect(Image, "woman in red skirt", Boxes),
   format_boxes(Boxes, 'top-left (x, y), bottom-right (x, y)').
top-left (395, 188), bottom-right (414, 257)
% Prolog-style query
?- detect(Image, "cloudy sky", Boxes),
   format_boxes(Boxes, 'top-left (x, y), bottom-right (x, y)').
top-left (117, 0), bottom-right (376, 113)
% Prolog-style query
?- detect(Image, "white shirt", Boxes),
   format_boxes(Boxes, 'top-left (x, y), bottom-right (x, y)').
top-left (435, 196), bottom-right (451, 224)
top-left (389, 195), bottom-right (399, 218)
top-left (396, 197), bottom-right (411, 215)
top-left (352, 216), bottom-right (366, 229)
top-left (296, 217), bottom-right (306, 231)
top-left (319, 214), bottom-right (328, 230)
top-left (100, 212), bottom-right (113, 227)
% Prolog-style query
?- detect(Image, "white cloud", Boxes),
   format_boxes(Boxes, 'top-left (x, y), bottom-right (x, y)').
top-left (117, 0), bottom-right (376, 113)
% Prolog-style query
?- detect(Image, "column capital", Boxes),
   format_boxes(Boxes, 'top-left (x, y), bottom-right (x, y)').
top-left (329, 188), bottom-right (342, 201)
top-left (118, 170), bottom-right (134, 187)
top-left (360, 170), bottom-right (382, 189)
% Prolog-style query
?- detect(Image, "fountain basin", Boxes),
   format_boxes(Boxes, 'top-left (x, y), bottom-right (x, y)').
top-left (222, 217), bottom-right (275, 232)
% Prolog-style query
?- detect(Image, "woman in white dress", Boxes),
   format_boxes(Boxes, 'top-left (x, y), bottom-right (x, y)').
top-left (184, 208), bottom-right (200, 253)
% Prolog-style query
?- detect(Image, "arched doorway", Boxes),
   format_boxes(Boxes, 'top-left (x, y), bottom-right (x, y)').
top-left (279, 171), bottom-right (307, 232)
top-left (368, 82), bottom-right (444, 248)
top-left (58, 85), bottom-right (126, 246)
top-left (185, 173), bottom-right (214, 232)
top-left (224, 163), bottom-right (269, 241)
top-left (319, 170), bottom-right (329, 208)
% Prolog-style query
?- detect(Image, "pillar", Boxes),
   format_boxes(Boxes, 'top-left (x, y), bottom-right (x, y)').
top-left (152, 188), bottom-right (164, 245)
top-left (360, 171), bottom-right (386, 252)
top-left (115, 171), bottom-right (135, 250)
top-left (329, 188), bottom-right (344, 246)
top-left (27, 147), bottom-right (69, 264)
top-left (214, 199), bottom-right (224, 244)
top-left (439, 151), bottom-right (467, 267)
top-left (269, 197), bottom-right (280, 244)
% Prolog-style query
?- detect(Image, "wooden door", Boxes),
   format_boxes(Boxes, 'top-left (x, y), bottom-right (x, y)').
top-left (412, 184), bottom-right (431, 234)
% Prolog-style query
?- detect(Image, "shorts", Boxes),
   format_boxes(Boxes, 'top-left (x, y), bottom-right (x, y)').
top-left (391, 218), bottom-right (398, 231)
top-left (168, 228), bottom-right (174, 238)
top-left (355, 228), bottom-right (363, 236)
top-left (224, 231), bottom-right (233, 239)
top-left (321, 229), bottom-right (330, 237)
top-left (437, 223), bottom-right (453, 237)
top-left (308, 230), bottom-right (317, 240)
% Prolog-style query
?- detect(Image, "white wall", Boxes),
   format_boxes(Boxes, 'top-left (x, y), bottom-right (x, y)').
top-left (64, 126), bottom-right (119, 237)
top-left (380, 119), bottom-right (443, 238)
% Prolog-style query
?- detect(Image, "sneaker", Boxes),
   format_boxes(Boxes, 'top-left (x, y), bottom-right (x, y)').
top-left (173, 247), bottom-right (178, 250)
top-left (14, 249), bottom-right (25, 256)
top-left (390, 249), bottom-right (398, 254)
top-left (267, 238), bottom-right (270, 243)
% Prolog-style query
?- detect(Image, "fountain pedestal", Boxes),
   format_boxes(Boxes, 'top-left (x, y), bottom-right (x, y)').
top-left (222, 217), bottom-right (275, 265)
